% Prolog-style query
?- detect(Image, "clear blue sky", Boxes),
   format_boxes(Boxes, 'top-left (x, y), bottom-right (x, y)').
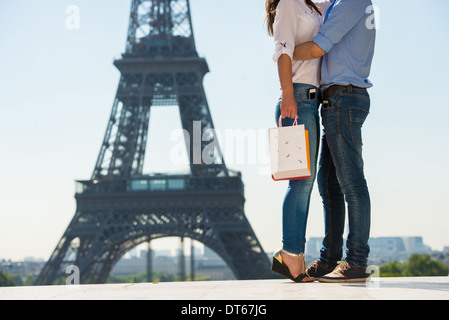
top-left (0, 0), bottom-right (448, 261)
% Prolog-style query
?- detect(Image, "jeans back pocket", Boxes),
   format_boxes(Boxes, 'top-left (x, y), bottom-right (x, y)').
top-left (349, 107), bottom-right (369, 145)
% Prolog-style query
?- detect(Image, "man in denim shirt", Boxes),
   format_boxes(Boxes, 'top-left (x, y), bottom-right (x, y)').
top-left (293, 0), bottom-right (376, 282)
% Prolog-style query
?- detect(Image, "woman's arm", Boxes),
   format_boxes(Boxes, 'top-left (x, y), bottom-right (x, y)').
top-left (293, 41), bottom-right (325, 61)
top-left (272, 0), bottom-right (299, 119)
top-left (278, 54), bottom-right (297, 119)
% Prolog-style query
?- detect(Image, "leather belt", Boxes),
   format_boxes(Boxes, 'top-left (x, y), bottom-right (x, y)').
top-left (322, 85), bottom-right (366, 100)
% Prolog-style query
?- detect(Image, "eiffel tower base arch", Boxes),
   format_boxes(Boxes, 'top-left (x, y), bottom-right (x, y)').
top-left (36, 175), bottom-right (272, 285)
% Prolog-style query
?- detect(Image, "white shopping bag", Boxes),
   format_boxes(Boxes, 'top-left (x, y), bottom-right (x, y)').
top-left (268, 119), bottom-right (311, 181)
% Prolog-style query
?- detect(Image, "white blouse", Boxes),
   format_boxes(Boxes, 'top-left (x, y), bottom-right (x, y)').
top-left (272, 0), bottom-right (333, 88)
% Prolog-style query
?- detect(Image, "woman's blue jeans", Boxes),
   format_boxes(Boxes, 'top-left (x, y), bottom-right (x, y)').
top-left (274, 83), bottom-right (320, 254)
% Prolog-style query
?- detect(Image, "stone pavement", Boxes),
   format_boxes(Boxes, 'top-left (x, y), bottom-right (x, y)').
top-left (1, 277), bottom-right (448, 300)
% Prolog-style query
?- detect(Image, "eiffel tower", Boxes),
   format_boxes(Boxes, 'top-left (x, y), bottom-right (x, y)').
top-left (36, 0), bottom-right (271, 285)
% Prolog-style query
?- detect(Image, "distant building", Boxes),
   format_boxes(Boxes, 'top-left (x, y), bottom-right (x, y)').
top-left (111, 246), bottom-right (236, 280)
top-left (305, 237), bottom-right (324, 261)
top-left (112, 251), bottom-right (180, 276)
top-left (0, 259), bottom-right (45, 277)
top-left (203, 246), bottom-right (221, 259)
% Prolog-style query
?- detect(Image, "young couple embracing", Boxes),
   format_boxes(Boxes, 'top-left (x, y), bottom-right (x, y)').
top-left (265, 0), bottom-right (376, 283)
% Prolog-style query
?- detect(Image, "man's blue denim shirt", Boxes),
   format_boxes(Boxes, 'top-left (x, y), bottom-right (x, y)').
top-left (313, 0), bottom-right (376, 90)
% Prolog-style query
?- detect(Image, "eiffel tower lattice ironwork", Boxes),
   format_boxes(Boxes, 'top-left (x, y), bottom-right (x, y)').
top-left (36, 0), bottom-right (271, 285)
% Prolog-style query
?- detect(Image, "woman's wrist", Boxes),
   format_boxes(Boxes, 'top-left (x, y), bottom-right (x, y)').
top-left (281, 87), bottom-right (294, 98)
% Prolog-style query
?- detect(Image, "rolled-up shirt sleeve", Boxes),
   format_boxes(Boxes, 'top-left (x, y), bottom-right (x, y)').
top-left (313, 0), bottom-right (369, 53)
top-left (272, 0), bottom-right (298, 63)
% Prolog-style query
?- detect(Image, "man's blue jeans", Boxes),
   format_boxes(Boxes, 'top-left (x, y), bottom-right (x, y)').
top-left (317, 88), bottom-right (371, 269)
top-left (275, 83), bottom-right (320, 254)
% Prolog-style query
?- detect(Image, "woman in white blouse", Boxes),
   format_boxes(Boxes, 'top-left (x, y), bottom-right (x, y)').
top-left (265, 0), bottom-right (332, 282)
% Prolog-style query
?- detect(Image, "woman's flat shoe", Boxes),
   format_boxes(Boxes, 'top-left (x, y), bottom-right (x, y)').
top-left (271, 249), bottom-right (309, 283)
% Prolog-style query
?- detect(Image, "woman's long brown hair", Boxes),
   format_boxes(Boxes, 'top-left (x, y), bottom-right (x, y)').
top-left (265, 0), bottom-right (322, 36)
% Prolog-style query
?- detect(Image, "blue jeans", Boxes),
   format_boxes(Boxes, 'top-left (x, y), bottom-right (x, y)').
top-left (317, 88), bottom-right (371, 269)
top-left (274, 83), bottom-right (320, 254)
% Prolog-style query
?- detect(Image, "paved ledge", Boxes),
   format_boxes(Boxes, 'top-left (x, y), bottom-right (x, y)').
top-left (1, 277), bottom-right (448, 300)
